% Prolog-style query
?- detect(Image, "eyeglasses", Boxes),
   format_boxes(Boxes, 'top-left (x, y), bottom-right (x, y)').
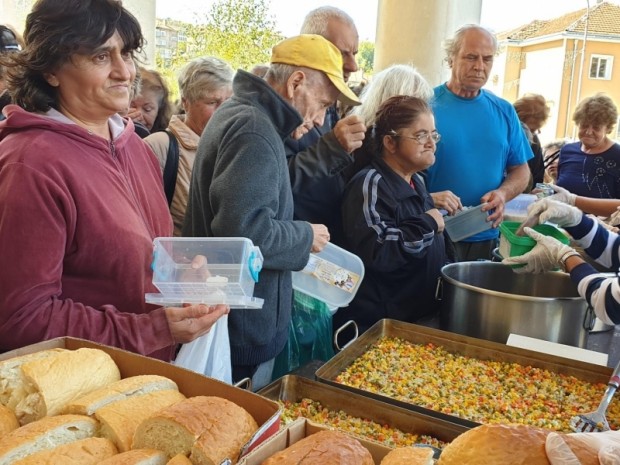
top-left (390, 131), bottom-right (441, 145)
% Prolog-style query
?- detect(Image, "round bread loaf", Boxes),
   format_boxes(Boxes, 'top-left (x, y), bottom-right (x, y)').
top-left (437, 424), bottom-right (552, 465)
top-left (260, 430), bottom-right (374, 465)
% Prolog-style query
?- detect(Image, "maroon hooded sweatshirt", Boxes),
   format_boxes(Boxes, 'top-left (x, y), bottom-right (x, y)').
top-left (0, 105), bottom-right (175, 360)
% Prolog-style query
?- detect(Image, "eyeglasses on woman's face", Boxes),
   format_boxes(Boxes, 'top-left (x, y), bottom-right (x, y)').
top-left (390, 130), bottom-right (441, 145)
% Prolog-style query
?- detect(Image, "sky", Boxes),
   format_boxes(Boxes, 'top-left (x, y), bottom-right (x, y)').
top-left (155, 0), bottom-right (620, 41)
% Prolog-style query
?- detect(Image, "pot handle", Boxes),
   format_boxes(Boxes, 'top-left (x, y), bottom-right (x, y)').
top-left (583, 305), bottom-right (596, 331)
top-left (435, 276), bottom-right (443, 301)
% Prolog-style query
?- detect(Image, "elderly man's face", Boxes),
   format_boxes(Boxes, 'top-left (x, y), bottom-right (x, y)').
top-left (450, 28), bottom-right (495, 96)
top-left (289, 70), bottom-right (339, 140)
top-left (323, 18), bottom-right (359, 82)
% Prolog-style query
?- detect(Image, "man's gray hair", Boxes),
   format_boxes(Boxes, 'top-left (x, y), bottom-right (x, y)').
top-left (350, 64), bottom-right (433, 126)
top-left (442, 24), bottom-right (498, 65)
top-left (265, 63), bottom-right (323, 87)
top-left (300, 6), bottom-right (355, 36)
top-left (178, 56), bottom-right (234, 103)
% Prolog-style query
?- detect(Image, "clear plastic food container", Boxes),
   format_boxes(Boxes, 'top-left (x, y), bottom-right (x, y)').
top-left (145, 237), bottom-right (264, 308)
top-left (292, 243), bottom-right (365, 313)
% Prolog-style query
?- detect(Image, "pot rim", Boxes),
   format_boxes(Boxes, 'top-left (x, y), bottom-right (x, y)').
top-left (440, 262), bottom-right (584, 303)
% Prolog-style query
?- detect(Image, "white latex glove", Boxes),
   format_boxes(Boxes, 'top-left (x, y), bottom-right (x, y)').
top-left (502, 227), bottom-right (576, 273)
top-left (526, 198), bottom-right (583, 228)
top-left (548, 184), bottom-right (577, 205)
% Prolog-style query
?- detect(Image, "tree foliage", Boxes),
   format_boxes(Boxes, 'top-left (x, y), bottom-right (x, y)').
top-left (156, 0), bottom-right (282, 99)
top-left (358, 40), bottom-right (375, 75)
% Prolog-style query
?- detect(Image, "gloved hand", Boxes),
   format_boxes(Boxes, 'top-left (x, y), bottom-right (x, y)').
top-left (548, 184), bottom-right (577, 205)
top-left (525, 198), bottom-right (583, 228)
top-left (502, 227), bottom-right (577, 273)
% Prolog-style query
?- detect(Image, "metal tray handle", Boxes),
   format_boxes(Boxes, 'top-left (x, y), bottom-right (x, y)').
top-left (333, 320), bottom-right (359, 351)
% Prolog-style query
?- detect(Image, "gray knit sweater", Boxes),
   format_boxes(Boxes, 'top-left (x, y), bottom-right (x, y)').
top-left (183, 70), bottom-right (314, 367)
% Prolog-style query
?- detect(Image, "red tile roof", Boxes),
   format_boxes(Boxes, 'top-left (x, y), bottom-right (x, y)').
top-left (501, 1), bottom-right (620, 41)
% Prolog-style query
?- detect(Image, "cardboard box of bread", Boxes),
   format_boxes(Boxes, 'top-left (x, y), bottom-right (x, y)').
top-left (238, 418), bottom-right (436, 465)
top-left (0, 337), bottom-right (281, 465)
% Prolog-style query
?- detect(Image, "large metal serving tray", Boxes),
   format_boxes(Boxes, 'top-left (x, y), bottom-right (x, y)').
top-left (258, 374), bottom-right (469, 444)
top-left (315, 319), bottom-right (614, 427)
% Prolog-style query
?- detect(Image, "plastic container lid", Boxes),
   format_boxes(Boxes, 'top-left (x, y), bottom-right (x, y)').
top-left (145, 237), bottom-right (264, 309)
top-left (498, 221), bottom-right (570, 266)
top-left (444, 204), bottom-right (492, 242)
top-left (292, 242), bottom-right (365, 312)
top-left (504, 194), bottom-right (537, 223)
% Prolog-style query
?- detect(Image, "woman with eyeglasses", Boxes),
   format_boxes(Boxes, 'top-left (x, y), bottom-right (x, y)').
top-left (334, 95), bottom-right (451, 335)
top-left (542, 139), bottom-right (567, 183)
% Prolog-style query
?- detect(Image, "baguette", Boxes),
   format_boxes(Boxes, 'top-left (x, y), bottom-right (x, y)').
top-left (260, 430), bottom-right (374, 465)
top-left (133, 396), bottom-right (258, 464)
top-left (96, 390), bottom-right (186, 452)
top-left (0, 414), bottom-right (98, 465)
top-left (0, 405), bottom-right (19, 436)
top-left (63, 375), bottom-right (179, 416)
top-left (0, 348), bottom-right (67, 411)
top-left (11, 437), bottom-right (117, 465)
top-left (380, 446), bottom-right (434, 465)
top-left (98, 448), bottom-right (168, 465)
top-left (167, 454), bottom-right (193, 465)
top-left (15, 348), bottom-right (121, 424)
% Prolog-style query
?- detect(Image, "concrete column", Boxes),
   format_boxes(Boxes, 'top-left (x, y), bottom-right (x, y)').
top-left (374, 0), bottom-right (482, 86)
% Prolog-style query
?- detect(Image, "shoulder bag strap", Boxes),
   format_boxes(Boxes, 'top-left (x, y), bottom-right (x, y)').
top-left (163, 129), bottom-right (180, 207)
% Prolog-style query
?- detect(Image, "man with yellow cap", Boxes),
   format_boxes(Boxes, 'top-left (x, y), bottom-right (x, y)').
top-left (183, 34), bottom-right (360, 390)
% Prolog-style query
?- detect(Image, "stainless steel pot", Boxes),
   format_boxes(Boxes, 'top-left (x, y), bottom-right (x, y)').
top-left (437, 261), bottom-right (594, 348)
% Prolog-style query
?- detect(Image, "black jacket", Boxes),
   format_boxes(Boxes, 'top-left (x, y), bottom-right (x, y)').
top-left (334, 158), bottom-right (450, 334)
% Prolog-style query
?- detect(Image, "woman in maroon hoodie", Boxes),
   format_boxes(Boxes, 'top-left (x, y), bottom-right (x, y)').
top-left (0, 0), bottom-right (228, 360)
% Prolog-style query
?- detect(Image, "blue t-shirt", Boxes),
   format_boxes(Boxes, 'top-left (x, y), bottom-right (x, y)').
top-left (556, 141), bottom-right (620, 199)
top-left (426, 84), bottom-right (532, 241)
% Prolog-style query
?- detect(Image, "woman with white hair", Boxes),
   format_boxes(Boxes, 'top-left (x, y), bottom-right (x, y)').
top-left (145, 56), bottom-right (234, 236)
top-left (344, 64), bottom-right (439, 183)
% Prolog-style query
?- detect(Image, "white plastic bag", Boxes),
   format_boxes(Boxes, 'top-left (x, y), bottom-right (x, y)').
top-left (173, 313), bottom-right (232, 384)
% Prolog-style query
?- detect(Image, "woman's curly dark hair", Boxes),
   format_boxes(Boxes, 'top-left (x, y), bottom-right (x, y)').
top-left (1, 0), bottom-right (144, 112)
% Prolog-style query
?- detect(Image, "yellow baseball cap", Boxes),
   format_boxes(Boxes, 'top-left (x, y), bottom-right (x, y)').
top-left (270, 34), bottom-right (361, 107)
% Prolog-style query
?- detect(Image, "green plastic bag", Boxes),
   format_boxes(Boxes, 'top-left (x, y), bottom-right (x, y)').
top-left (272, 290), bottom-right (335, 380)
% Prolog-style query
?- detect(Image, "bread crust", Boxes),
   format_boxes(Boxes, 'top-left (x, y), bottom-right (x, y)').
top-left (16, 348), bottom-right (121, 424)
top-left (381, 446), bottom-right (434, 465)
top-left (0, 405), bottom-right (19, 436)
top-left (11, 437), bottom-right (117, 465)
top-left (166, 454), bottom-right (193, 465)
top-left (98, 448), bottom-right (168, 465)
top-left (96, 390), bottom-right (186, 452)
top-left (63, 375), bottom-right (179, 416)
top-left (133, 396), bottom-right (258, 464)
top-left (437, 424), bottom-right (552, 465)
top-left (0, 414), bottom-right (98, 465)
top-left (260, 430), bottom-right (374, 465)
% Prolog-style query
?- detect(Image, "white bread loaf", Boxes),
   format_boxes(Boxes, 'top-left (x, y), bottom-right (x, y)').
top-left (96, 390), bottom-right (186, 452)
top-left (167, 454), bottom-right (193, 465)
top-left (15, 348), bottom-right (121, 424)
top-left (380, 446), bottom-right (434, 465)
top-left (98, 448), bottom-right (168, 465)
top-left (0, 348), bottom-right (67, 410)
top-left (63, 375), bottom-right (179, 416)
top-left (133, 396), bottom-right (258, 464)
top-left (11, 437), bottom-right (117, 465)
top-left (0, 404), bottom-right (19, 435)
top-left (260, 430), bottom-right (375, 465)
top-left (0, 414), bottom-right (98, 465)
top-left (437, 423), bottom-right (552, 465)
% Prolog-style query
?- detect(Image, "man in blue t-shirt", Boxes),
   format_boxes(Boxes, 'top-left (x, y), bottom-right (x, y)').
top-left (426, 24), bottom-right (532, 261)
